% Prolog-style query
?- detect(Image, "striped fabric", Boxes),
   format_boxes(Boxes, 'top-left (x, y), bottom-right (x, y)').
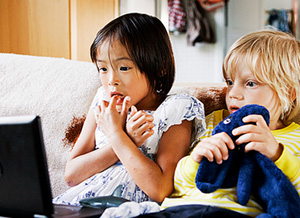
top-left (168, 0), bottom-right (186, 32)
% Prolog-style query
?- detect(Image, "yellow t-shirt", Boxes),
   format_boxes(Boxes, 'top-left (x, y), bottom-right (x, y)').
top-left (162, 110), bottom-right (300, 217)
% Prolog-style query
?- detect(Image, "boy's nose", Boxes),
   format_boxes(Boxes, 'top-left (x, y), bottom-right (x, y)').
top-left (229, 86), bottom-right (243, 100)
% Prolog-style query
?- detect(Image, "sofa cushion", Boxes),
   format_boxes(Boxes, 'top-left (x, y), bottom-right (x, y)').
top-left (0, 53), bottom-right (101, 197)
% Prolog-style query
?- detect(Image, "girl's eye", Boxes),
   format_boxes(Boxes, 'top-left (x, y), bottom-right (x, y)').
top-left (226, 79), bottom-right (233, 86)
top-left (120, 66), bottom-right (130, 71)
top-left (99, 67), bottom-right (107, 73)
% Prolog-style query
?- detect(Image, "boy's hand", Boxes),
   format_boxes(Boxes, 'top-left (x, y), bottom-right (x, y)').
top-left (232, 114), bottom-right (282, 161)
top-left (126, 105), bottom-right (154, 147)
top-left (191, 132), bottom-right (235, 164)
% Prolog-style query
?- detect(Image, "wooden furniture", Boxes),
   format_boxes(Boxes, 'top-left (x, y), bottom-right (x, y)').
top-left (0, 0), bottom-right (119, 62)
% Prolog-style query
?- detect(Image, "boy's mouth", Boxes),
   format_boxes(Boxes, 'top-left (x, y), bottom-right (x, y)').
top-left (230, 105), bottom-right (240, 113)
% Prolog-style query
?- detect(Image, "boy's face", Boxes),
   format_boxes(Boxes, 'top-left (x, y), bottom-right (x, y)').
top-left (225, 61), bottom-right (283, 130)
top-left (95, 40), bottom-right (157, 111)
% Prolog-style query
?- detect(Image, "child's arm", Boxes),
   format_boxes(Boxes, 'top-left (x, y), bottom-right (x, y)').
top-left (97, 95), bottom-right (193, 203)
top-left (170, 132), bottom-right (235, 197)
top-left (63, 107), bottom-right (119, 187)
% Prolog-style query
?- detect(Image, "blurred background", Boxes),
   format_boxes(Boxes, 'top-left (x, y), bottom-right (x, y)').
top-left (0, 0), bottom-right (298, 83)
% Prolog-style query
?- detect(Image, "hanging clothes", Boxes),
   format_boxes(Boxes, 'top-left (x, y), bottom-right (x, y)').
top-left (267, 9), bottom-right (292, 33)
top-left (168, 0), bottom-right (186, 33)
top-left (184, 0), bottom-right (215, 46)
top-left (196, 0), bottom-right (226, 12)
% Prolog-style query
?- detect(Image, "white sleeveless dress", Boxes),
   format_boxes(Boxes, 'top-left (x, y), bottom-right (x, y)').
top-left (53, 87), bottom-right (206, 205)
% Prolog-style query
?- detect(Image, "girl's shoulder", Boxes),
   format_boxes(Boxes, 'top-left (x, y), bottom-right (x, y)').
top-left (162, 93), bottom-right (204, 108)
top-left (153, 93), bottom-right (206, 137)
top-left (158, 93), bottom-right (205, 116)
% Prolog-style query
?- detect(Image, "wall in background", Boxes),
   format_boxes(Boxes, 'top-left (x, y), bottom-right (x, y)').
top-left (1, 0), bottom-right (296, 83)
top-left (120, 0), bottom-right (296, 83)
top-left (0, 0), bottom-right (119, 62)
top-left (170, 8), bottom-right (225, 83)
top-left (120, 0), bottom-right (226, 83)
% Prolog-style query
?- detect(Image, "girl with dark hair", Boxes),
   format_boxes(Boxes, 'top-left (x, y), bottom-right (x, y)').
top-left (53, 13), bottom-right (205, 205)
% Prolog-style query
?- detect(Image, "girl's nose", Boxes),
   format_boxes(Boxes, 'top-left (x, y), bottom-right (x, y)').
top-left (109, 80), bottom-right (119, 86)
top-left (108, 72), bottom-right (120, 86)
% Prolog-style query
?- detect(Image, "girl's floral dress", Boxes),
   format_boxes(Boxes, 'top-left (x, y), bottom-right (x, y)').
top-left (53, 87), bottom-right (205, 205)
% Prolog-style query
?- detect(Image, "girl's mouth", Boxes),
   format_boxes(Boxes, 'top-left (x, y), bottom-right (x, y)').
top-left (111, 92), bottom-right (125, 104)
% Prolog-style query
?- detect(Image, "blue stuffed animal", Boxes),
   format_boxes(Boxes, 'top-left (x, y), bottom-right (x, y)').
top-left (195, 104), bottom-right (300, 218)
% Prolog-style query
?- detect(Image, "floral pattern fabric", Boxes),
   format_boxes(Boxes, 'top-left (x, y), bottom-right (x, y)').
top-left (53, 86), bottom-right (205, 205)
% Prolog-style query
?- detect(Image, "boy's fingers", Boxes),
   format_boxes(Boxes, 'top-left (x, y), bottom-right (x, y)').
top-left (215, 132), bottom-right (235, 150)
top-left (242, 114), bottom-right (268, 127)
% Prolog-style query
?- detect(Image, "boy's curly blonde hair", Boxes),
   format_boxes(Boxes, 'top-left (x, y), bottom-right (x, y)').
top-left (223, 29), bottom-right (300, 124)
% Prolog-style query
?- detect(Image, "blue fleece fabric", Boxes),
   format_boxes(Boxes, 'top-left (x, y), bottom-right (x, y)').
top-left (195, 104), bottom-right (300, 218)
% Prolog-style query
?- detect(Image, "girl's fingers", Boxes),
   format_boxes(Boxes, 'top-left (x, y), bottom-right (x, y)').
top-left (99, 99), bottom-right (109, 108)
top-left (109, 95), bottom-right (118, 110)
top-left (121, 96), bottom-right (131, 116)
top-left (135, 122), bottom-right (155, 136)
top-left (130, 110), bottom-right (151, 121)
top-left (96, 105), bottom-right (101, 114)
top-left (97, 100), bottom-right (110, 114)
top-left (130, 105), bottom-right (138, 117)
top-left (140, 129), bottom-right (154, 139)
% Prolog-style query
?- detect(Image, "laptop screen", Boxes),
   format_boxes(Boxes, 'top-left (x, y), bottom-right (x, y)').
top-left (0, 115), bottom-right (54, 217)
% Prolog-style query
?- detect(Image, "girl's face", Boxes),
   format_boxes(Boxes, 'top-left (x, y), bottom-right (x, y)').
top-left (225, 61), bottom-right (283, 130)
top-left (96, 40), bottom-right (158, 111)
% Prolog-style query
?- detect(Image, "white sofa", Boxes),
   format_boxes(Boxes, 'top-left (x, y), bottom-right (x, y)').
top-left (1, 53), bottom-right (298, 198)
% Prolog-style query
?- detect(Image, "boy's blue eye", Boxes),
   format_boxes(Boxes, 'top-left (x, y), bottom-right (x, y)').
top-left (246, 81), bottom-right (256, 87)
top-left (226, 79), bottom-right (233, 86)
top-left (120, 66), bottom-right (130, 71)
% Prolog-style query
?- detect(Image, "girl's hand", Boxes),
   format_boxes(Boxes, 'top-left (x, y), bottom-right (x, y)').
top-left (232, 114), bottom-right (283, 161)
top-left (96, 95), bottom-right (131, 136)
top-left (126, 105), bottom-right (154, 147)
top-left (191, 132), bottom-right (235, 164)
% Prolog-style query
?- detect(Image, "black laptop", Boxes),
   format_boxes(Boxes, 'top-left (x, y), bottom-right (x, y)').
top-left (0, 115), bottom-right (104, 218)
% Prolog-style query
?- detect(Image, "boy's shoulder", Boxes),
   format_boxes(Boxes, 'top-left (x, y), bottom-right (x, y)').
top-left (206, 109), bottom-right (227, 122)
